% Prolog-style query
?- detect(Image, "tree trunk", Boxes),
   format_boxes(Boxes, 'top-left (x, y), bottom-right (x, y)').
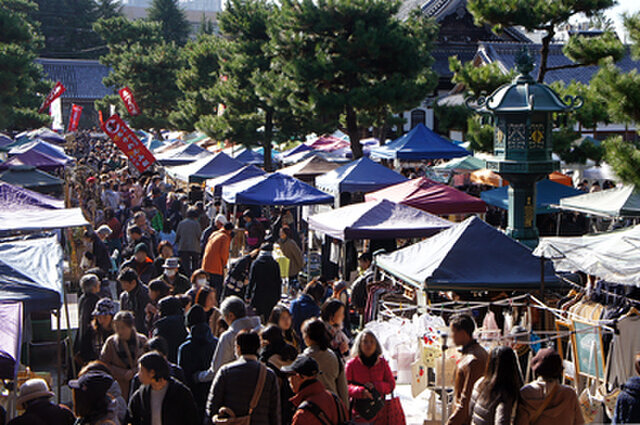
top-left (537, 26), bottom-right (555, 83)
top-left (345, 105), bottom-right (362, 159)
top-left (263, 109), bottom-right (273, 172)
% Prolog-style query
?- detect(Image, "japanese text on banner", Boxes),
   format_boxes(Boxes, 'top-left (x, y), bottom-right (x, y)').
top-left (103, 114), bottom-right (155, 173)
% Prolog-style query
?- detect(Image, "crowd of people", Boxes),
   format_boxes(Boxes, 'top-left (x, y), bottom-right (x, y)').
top-left (6, 132), bottom-right (640, 425)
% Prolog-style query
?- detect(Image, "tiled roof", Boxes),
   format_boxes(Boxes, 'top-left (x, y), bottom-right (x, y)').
top-left (397, 0), bottom-right (465, 21)
top-left (477, 42), bottom-right (640, 84)
top-left (432, 43), bottom-right (480, 77)
top-left (35, 58), bottom-right (112, 100)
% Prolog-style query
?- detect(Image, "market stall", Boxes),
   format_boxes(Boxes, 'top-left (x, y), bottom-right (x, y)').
top-left (279, 155), bottom-right (342, 184)
top-left (0, 165), bottom-right (64, 195)
top-left (481, 179), bottom-right (582, 214)
top-left (556, 185), bottom-right (640, 218)
top-left (205, 165), bottom-right (265, 197)
top-left (8, 140), bottom-right (72, 163)
top-left (0, 149), bottom-right (68, 172)
top-left (365, 177), bottom-right (487, 217)
top-left (166, 151), bottom-right (244, 183)
top-left (155, 142), bottom-right (212, 166)
top-left (370, 123), bottom-right (469, 161)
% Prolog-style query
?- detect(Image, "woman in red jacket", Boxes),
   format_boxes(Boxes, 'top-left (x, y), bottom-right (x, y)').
top-left (346, 329), bottom-right (395, 424)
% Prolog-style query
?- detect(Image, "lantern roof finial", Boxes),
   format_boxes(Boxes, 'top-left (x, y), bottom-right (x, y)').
top-left (515, 47), bottom-right (535, 78)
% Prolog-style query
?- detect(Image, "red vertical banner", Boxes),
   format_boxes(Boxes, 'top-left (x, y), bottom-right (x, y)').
top-left (39, 82), bottom-right (66, 113)
top-left (98, 110), bottom-right (104, 127)
top-left (102, 114), bottom-right (155, 173)
top-left (118, 87), bottom-right (141, 116)
top-left (67, 104), bottom-right (83, 132)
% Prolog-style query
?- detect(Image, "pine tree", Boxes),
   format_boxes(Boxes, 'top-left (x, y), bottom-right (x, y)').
top-left (467, 0), bottom-right (624, 82)
top-left (96, 0), bottom-right (123, 20)
top-left (94, 17), bottom-right (183, 130)
top-left (272, 1), bottom-right (438, 158)
top-left (147, 0), bottom-right (190, 46)
top-left (0, 0), bottom-right (51, 131)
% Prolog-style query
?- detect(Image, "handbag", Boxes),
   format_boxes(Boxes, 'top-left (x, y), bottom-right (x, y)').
top-left (213, 363), bottom-right (267, 425)
top-left (382, 393), bottom-right (406, 425)
top-left (350, 381), bottom-right (385, 421)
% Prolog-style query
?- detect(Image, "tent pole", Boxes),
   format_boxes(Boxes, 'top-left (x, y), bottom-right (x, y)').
top-left (62, 281), bottom-right (76, 378)
top-left (56, 309), bottom-right (61, 404)
top-left (556, 213), bottom-right (561, 236)
top-left (539, 257), bottom-right (545, 329)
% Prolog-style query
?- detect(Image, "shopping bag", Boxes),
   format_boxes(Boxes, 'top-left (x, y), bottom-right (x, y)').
top-left (383, 395), bottom-right (406, 425)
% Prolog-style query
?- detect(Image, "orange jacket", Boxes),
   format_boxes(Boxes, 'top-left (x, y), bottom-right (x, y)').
top-left (201, 230), bottom-right (231, 275)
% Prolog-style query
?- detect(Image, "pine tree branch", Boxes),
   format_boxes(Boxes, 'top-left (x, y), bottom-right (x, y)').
top-left (545, 62), bottom-right (590, 72)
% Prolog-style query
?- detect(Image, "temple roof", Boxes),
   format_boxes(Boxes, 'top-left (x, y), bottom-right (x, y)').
top-left (35, 58), bottom-right (112, 100)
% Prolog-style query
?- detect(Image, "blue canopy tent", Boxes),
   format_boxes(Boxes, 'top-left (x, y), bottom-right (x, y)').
top-left (370, 123), bottom-right (469, 160)
top-left (235, 148), bottom-right (265, 166)
top-left (9, 140), bottom-right (72, 163)
top-left (206, 165), bottom-right (265, 197)
top-left (222, 172), bottom-right (334, 206)
top-left (280, 143), bottom-right (313, 159)
top-left (480, 179), bottom-right (582, 214)
top-left (375, 216), bottom-right (558, 290)
top-left (166, 152), bottom-right (244, 183)
top-left (308, 199), bottom-right (453, 241)
top-left (156, 143), bottom-right (212, 166)
top-left (315, 157), bottom-right (407, 195)
top-left (0, 235), bottom-right (63, 312)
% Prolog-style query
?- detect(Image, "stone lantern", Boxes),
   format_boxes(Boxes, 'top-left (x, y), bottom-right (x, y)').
top-left (468, 48), bottom-right (582, 248)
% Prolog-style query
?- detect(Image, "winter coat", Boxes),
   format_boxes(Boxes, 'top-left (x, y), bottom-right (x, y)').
top-left (613, 376), bottom-right (640, 424)
top-left (152, 314), bottom-right (188, 363)
top-left (290, 294), bottom-right (321, 340)
top-left (198, 315), bottom-right (262, 382)
top-left (119, 283), bottom-right (151, 335)
top-left (202, 230), bottom-right (231, 276)
top-left (206, 356), bottom-right (280, 425)
top-left (515, 378), bottom-right (584, 425)
top-left (304, 345), bottom-right (349, 407)
top-left (149, 273), bottom-right (191, 295)
top-left (178, 323), bottom-right (218, 421)
top-left (92, 238), bottom-right (112, 274)
top-left (127, 377), bottom-right (198, 425)
top-left (278, 238), bottom-right (304, 277)
top-left (469, 377), bottom-right (515, 425)
top-left (448, 340), bottom-right (488, 425)
top-left (175, 217), bottom-right (202, 253)
top-left (247, 252), bottom-right (282, 319)
top-left (290, 379), bottom-right (348, 425)
top-left (77, 324), bottom-right (113, 366)
top-left (346, 356), bottom-right (395, 422)
top-left (100, 333), bottom-right (148, 400)
top-left (7, 399), bottom-right (75, 425)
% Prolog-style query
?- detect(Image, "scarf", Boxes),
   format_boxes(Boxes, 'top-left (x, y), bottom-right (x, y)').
top-left (360, 353), bottom-right (378, 368)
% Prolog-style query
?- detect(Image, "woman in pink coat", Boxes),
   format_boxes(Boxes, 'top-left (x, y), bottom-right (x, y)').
top-left (346, 329), bottom-right (395, 424)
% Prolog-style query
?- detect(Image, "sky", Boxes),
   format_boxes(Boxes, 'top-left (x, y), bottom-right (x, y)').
top-left (606, 0), bottom-right (640, 41)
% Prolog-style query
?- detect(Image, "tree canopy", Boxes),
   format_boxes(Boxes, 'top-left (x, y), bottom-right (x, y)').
top-left (0, 0), bottom-right (51, 131)
top-left (147, 0), bottom-right (190, 46)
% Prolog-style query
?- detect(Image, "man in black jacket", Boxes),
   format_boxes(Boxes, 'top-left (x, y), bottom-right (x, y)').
top-left (119, 268), bottom-right (151, 334)
top-left (128, 351), bottom-right (198, 425)
top-left (246, 243), bottom-right (282, 322)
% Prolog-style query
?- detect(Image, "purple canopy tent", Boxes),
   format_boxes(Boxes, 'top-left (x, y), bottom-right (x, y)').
top-left (0, 182), bottom-right (64, 209)
top-left (0, 302), bottom-right (23, 380)
top-left (0, 149), bottom-right (67, 172)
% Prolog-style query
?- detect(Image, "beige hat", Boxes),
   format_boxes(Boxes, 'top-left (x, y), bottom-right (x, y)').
top-left (17, 378), bottom-right (54, 409)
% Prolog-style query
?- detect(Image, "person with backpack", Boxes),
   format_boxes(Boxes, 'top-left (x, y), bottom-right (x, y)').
top-left (283, 355), bottom-right (349, 425)
top-left (206, 330), bottom-right (280, 425)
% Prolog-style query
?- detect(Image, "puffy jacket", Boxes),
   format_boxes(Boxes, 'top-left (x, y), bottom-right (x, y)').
top-left (291, 379), bottom-right (348, 425)
top-left (206, 356), bottom-right (280, 425)
top-left (175, 217), bottom-right (202, 253)
top-left (179, 323), bottom-right (218, 422)
top-left (515, 378), bottom-right (584, 425)
top-left (290, 294), bottom-right (320, 339)
top-left (346, 356), bottom-right (395, 422)
top-left (202, 230), bottom-right (231, 275)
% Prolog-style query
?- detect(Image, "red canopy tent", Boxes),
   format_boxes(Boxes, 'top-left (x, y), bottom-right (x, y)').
top-left (365, 177), bottom-right (487, 215)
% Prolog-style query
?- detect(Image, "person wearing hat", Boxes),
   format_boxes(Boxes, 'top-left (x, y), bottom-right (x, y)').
top-left (246, 243), bottom-right (282, 322)
top-left (152, 296), bottom-right (188, 363)
top-left (202, 222), bottom-right (234, 301)
top-left (120, 243), bottom-right (154, 285)
top-left (69, 371), bottom-right (118, 425)
top-left (75, 298), bottom-right (117, 367)
top-left (243, 210), bottom-right (265, 251)
top-left (149, 257), bottom-right (190, 296)
top-left (515, 348), bottom-right (584, 425)
top-left (200, 213), bottom-right (228, 253)
top-left (178, 304), bottom-right (219, 423)
top-left (282, 354), bottom-right (348, 425)
top-left (8, 378), bottom-right (75, 425)
top-left (118, 268), bottom-right (151, 335)
top-left (175, 207), bottom-right (203, 278)
top-left (206, 330), bottom-right (279, 425)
